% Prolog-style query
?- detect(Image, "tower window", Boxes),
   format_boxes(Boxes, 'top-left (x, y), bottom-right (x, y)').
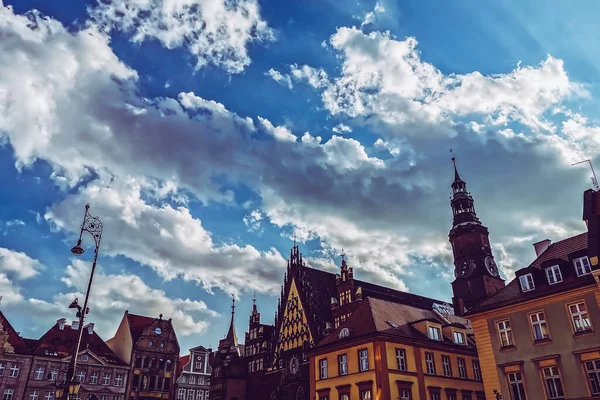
top-left (519, 274), bottom-right (535, 292)
top-left (545, 265), bottom-right (563, 285)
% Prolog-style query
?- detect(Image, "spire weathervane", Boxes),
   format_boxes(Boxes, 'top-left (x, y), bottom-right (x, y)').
top-left (253, 292), bottom-right (256, 306)
top-left (340, 248), bottom-right (346, 261)
top-left (231, 293), bottom-right (235, 316)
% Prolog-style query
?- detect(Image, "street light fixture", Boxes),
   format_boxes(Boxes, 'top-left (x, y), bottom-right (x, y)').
top-left (62, 203), bottom-right (103, 400)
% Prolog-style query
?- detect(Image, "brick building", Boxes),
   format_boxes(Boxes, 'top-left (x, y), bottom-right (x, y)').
top-left (107, 312), bottom-right (179, 400)
top-left (0, 311), bottom-right (33, 400)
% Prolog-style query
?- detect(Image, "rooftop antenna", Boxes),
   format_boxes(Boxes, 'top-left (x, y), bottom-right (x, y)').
top-left (572, 159), bottom-right (600, 191)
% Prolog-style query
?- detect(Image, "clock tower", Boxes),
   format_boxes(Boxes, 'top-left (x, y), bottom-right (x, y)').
top-left (449, 153), bottom-right (505, 315)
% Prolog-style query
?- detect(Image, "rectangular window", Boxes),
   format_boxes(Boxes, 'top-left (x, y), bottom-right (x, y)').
top-left (76, 372), bottom-right (85, 382)
top-left (442, 355), bottom-right (452, 377)
top-left (546, 265), bottom-right (563, 284)
top-left (50, 370), bottom-right (58, 381)
top-left (115, 374), bottom-right (123, 386)
top-left (396, 348), bottom-right (406, 371)
top-left (425, 352), bottom-right (436, 375)
top-left (529, 311), bottom-right (550, 341)
top-left (458, 358), bottom-right (467, 379)
top-left (519, 274), bottom-right (535, 292)
top-left (100, 396), bottom-right (108, 400)
top-left (359, 390), bottom-right (371, 400)
top-left (399, 390), bottom-right (410, 400)
top-left (102, 373), bottom-right (111, 385)
top-left (187, 389), bottom-right (194, 400)
top-left (189, 375), bottom-right (196, 384)
top-left (574, 256), bottom-right (592, 276)
top-left (196, 390), bottom-right (203, 400)
top-left (44, 392), bottom-right (54, 400)
top-left (196, 362), bottom-right (202, 370)
top-left (497, 319), bottom-right (514, 347)
top-left (0, 363), bottom-right (4, 376)
top-left (34, 367), bottom-right (44, 380)
top-left (338, 354), bottom-right (348, 376)
top-left (90, 372), bottom-right (98, 384)
top-left (447, 394), bottom-right (457, 400)
top-left (319, 358), bottom-right (328, 379)
top-left (585, 359), bottom-right (600, 395)
top-left (339, 290), bottom-right (351, 305)
top-left (29, 391), bottom-right (39, 400)
top-left (507, 372), bottom-right (526, 400)
top-left (430, 393), bottom-right (441, 400)
top-left (428, 326), bottom-right (441, 341)
top-left (473, 360), bottom-right (482, 381)
top-left (568, 301), bottom-right (592, 332)
top-left (8, 364), bottom-right (19, 378)
top-left (542, 366), bottom-right (564, 399)
top-left (358, 349), bottom-right (369, 371)
top-left (453, 331), bottom-right (465, 345)
top-left (178, 389), bottom-right (186, 400)
top-left (3, 389), bottom-right (14, 400)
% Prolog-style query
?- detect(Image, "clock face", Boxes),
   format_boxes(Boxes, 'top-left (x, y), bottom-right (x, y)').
top-left (289, 356), bottom-right (299, 376)
top-left (458, 259), bottom-right (475, 278)
top-left (485, 256), bottom-right (499, 277)
top-left (155, 327), bottom-right (162, 335)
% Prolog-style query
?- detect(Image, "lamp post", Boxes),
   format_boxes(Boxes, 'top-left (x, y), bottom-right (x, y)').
top-left (63, 203), bottom-right (103, 400)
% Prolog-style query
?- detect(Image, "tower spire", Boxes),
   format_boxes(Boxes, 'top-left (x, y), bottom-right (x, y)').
top-left (224, 293), bottom-right (238, 345)
top-left (450, 148), bottom-right (462, 182)
top-left (449, 150), bottom-right (480, 227)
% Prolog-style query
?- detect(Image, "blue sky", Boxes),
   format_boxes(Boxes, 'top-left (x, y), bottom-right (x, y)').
top-left (1, 0), bottom-right (599, 354)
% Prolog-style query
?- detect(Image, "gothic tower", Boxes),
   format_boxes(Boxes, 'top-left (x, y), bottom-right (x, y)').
top-left (449, 154), bottom-right (504, 315)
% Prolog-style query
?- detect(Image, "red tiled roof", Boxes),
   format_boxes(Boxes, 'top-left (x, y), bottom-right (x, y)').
top-left (318, 297), bottom-right (474, 351)
top-left (177, 355), bottom-right (190, 376)
top-left (35, 321), bottom-right (126, 365)
top-left (126, 312), bottom-right (156, 343)
top-left (529, 232), bottom-right (587, 269)
top-left (0, 311), bottom-right (31, 354)
top-left (470, 231), bottom-right (594, 313)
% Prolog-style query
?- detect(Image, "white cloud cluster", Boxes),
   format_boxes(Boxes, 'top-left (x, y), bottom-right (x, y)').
top-left (89, 0), bottom-right (274, 73)
top-left (265, 69), bottom-right (293, 89)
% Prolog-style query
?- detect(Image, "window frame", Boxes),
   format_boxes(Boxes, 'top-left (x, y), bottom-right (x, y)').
top-left (441, 355), bottom-right (452, 377)
top-left (318, 358), bottom-right (328, 379)
top-left (528, 311), bottom-right (551, 342)
top-left (507, 371), bottom-right (527, 400)
top-left (457, 357), bottom-right (467, 379)
top-left (496, 319), bottom-right (515, 348)
top-left (453, 330), bottom-right (466, 345)
top-left (396, 348), bottom-right (407, 372)
top-left (567, 300), bottom-right (593, 334)
top-left (473, 360), bottom-right (482, 381)
top-left (358, 348), bottom-right (369, 372)
top-left (425, 352), bottom-right (436, 375)
top-left (338, 354), bottom-right (348, 376)
top-left (519, 273), bottom-right (535, 292)
top-left (573, 256), bottom-right (592, 277)
top-left (545, 265), bottom-right (563, 285)
top-left (541, 366), bottom-right (565, 400)
top-left (8, 364), bottom-right (19, 378)
top-left (89, 372), bottom-right (98, 385)
top-left (584, 359), bottom-right (600, 396)
top-left (427, 325), bottom-right (442, 341)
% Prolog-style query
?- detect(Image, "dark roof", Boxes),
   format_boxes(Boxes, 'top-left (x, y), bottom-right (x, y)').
top-left (35, 320), bottom-right (126, 365)
top-left (0, 311), bottom-right (31, 354)
top-left (298, 266), bottom-right (338, 337)
top-left (355, 279), bottom-right (439, 310)
top-left (469, 232), bottom-right (594, 314)
top-left (126, 312), bottom-right (156, 343)
top-left (528, 232), bottom-right (587, 269)
top-left (318, 297), bottom-right (474, 350)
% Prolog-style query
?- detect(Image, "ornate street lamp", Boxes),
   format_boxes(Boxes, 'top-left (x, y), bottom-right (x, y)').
top-left (62, 203), bottom-right (103, 400)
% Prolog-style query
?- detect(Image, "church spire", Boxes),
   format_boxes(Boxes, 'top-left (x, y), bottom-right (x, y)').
top-left (224, 294), bottom-right (238, 346)
top-left (449, 151), bottom-right (481, 228)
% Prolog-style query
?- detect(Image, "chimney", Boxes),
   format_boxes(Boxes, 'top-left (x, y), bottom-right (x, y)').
top-left (57, 318), bottom-right (67, 330)
top-left (533, 239), bottom-right (552, 257)
top-left (72, 321), bottom-right (80, 331)
top-left (84, 323), bottom-right (94, 335)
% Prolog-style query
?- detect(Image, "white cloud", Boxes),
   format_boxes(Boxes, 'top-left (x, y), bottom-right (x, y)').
top-left (0, 247), bottom-right (43, 280)
top-left (243, 209), bottom-right (264, 233)
top-left (44, 177), bottom-right (286, 296)
top-left (89, 0), bottom-right (274, 73)
top-left (265, 69), bottom-right (293, 89)
top-left (332, 123), bottom-right (352, 134)
top-left (360, 2), bottom-right (386, 28)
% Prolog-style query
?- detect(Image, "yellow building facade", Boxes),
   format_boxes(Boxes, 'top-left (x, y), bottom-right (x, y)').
top-left (310, 298), bottom-right (485, 400)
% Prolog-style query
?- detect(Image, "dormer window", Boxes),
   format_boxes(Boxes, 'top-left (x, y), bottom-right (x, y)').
top-left (428, 326), bottom-right (442, 341)
top-left (573, 256), bottom-right (592, 277)
top-left (545, 265), bottom-right (563, 285)
top-left (519, 274), bottom-right (535, 292)
top-left (453, 331), bottom-right (465, 345)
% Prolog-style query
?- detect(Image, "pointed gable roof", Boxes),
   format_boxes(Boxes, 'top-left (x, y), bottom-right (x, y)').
top-left (126, 312), bottom-right (156, 343)
top-left (0, 310), bottom-right (31, 354)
